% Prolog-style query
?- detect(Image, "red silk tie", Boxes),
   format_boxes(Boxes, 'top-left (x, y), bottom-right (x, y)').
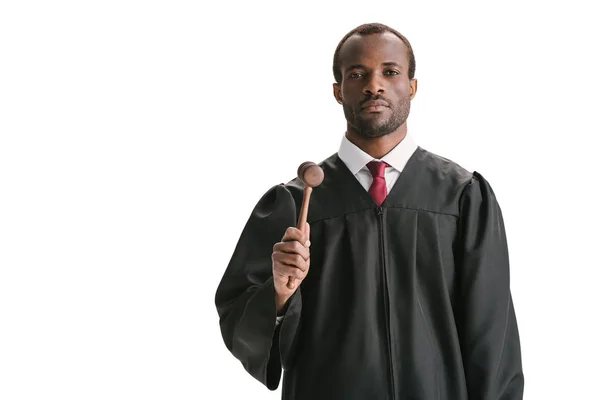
top-left (367, 161), bottom-right (389, 206)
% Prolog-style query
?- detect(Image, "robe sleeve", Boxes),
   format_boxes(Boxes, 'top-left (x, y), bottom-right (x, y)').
top-left (455, 172), bottom-right (525, 399)
top-left (214, 184), bottom-right (302, 390)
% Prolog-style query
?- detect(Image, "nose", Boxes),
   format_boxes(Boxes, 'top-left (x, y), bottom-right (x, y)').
top-left (363, 73), bottom-right (385, 95)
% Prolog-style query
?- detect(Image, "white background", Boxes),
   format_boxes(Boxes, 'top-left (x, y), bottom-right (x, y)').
top-left (1, 0), bottom-right (599, 399)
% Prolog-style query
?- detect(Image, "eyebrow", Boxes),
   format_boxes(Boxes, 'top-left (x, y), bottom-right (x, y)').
top-left (345, 62), bottom-right (403, 70)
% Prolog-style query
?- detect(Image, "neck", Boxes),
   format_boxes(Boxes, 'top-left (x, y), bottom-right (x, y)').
top-left (345, 123), bottom-right (408, 159)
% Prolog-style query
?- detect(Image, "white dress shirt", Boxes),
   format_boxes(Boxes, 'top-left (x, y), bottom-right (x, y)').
top-left (276, 132), bottom-right (418, 325)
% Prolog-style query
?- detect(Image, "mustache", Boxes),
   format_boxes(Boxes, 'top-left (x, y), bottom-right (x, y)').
top-left (359, 95), bottom-right (391, 107)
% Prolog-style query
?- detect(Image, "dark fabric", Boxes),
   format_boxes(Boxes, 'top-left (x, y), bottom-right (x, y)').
top-left (214, 147), bottom-right (524, 400)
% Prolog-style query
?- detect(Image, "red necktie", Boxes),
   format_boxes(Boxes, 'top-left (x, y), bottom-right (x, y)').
top-left (367, 161), bottom-right (389, 206)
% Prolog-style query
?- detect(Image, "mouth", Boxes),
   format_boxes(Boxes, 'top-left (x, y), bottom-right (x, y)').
top-left (361, 100), bottom-right (389, 113)
top-left (362, 105), bottom-right (388, 112)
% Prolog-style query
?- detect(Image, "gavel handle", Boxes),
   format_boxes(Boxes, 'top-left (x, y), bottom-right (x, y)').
top-left (287, 186), bottom-right (312, 289)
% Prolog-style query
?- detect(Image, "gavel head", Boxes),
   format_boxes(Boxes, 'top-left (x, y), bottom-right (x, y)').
top-left (297, 161), bottom-right (324, 188)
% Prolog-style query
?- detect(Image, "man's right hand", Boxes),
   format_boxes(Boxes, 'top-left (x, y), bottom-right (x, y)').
top-left (272, 224), bottom-right (310, 315)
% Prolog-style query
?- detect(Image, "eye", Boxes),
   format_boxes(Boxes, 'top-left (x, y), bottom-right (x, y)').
top-left (385, 70), bottom-right (400, 76)
top-left (348, 72), bottom-right (364, 79)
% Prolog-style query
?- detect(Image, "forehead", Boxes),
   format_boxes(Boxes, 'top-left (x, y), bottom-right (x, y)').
top-left (339, 32), bottom-right (409, 69)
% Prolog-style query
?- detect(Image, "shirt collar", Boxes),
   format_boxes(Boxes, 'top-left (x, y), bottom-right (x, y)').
top-left (338, 131), bottom-right (418, 175)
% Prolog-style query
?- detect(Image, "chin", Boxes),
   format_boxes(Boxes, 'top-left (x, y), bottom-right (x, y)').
top-left (357, 128), bottom-right (393, 139)
top-left (361, 120), bottom-right (403, 138)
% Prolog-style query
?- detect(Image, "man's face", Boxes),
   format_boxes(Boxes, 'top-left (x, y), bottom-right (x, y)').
top-left (333, 32), bottom-right (417, 139)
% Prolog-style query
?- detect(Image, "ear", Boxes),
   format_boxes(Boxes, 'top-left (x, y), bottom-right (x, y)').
top-left (409, 79), bottom-right (418, 100)
top-left (333, 82), bottom-right (343, 104)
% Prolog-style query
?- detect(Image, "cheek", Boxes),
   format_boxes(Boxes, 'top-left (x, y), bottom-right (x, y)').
top-left (341, 82), bottom-right (361, 98)
top-left (340, 86), bottom-right (350, 100)
top-left (387, 89), bottom-right (410, 105)
top-left (392, 82), bottom-right (411, 96)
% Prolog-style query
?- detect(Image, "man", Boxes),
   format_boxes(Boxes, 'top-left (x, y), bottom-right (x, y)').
top-left (215, 22), bottom-right (524, 400)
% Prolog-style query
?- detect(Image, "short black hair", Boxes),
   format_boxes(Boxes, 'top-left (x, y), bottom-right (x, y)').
top-left (333, 23), bottom-right (416, 84)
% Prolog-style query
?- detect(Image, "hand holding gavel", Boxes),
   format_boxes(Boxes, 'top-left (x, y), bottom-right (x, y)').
top-left (272, 162), bottom-right (324, 315)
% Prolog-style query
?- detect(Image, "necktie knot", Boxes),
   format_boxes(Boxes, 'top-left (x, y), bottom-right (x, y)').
top-left (367, 161), bottom-right (388, 178)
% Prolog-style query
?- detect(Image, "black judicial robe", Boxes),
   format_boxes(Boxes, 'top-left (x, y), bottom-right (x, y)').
top-left (215, 147), bottom-right (524, 400)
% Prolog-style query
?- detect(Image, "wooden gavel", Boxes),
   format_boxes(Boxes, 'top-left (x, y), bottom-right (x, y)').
top-left (287, 161), bottom-right (324, 290)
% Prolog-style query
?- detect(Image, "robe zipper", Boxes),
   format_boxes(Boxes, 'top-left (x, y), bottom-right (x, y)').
top-left (377, 206), bottom-right (396, 400)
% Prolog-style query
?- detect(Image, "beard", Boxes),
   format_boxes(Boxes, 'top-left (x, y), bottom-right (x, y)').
top-left (343, 95), bottom-right (411, 139)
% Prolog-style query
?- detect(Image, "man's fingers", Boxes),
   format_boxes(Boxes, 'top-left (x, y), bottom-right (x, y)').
top-left (273, 225), bottom-right (312, 291)
top-left (273, 240), bottom-right (310, 261)
top-left (282, 227), bottom-right (310, 246)
top-left (273, 264), bottom-right (306, 280)
top-left (272, 251), bottom-right (310, 272)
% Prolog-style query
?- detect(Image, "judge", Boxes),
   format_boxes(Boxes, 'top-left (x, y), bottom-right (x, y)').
top-left (215, 22), bottom-right (524, 400)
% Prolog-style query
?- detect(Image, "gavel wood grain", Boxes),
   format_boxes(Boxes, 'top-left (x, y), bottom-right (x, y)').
top-left (287, 161), bottom-right (324, 290)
